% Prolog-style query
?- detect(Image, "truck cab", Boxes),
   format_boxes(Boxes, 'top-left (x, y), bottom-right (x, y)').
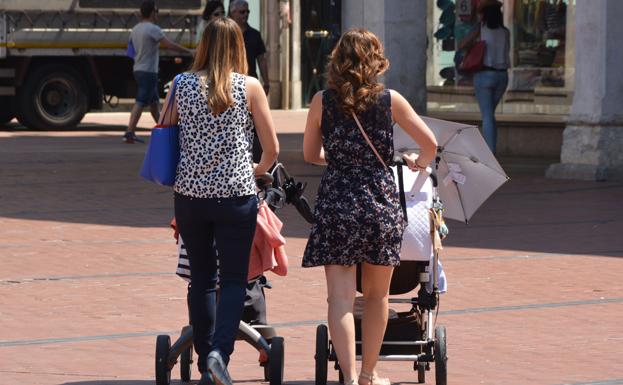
top-left (0, 0), bottom-right (203, 129)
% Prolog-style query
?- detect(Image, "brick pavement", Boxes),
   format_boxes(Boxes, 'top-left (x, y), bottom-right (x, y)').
top-left (1, 113), bottom-right (623, 385)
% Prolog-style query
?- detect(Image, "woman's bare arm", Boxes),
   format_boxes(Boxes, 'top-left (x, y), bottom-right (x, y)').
top-left (390, 90), bottom-right (437, 170)
top-left (247, 76), bottom-right (279, 175)
top-left (458, 26), bottom-right (480, 51)
top-left (303, 91), bottom-right (327, 166)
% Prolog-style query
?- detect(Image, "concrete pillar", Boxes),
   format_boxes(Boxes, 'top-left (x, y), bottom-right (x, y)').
top-left (342, 0), bottom-right (427, 114)
top-left (563, 0), bottom-right (576, 93)
top-left (266, 0), bottom-right (282, 108)
top-left (290, 0), bottom-right (302, 109)
top-left (279, 0), bottom-right (290, 109)
top-left (426, 0), bottom-right (436, 87)
top-left (546, 0), bottom-right (623, 181)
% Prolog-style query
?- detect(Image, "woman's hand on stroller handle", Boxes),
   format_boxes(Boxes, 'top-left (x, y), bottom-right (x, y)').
top-left (402, 152), bottom-right (427, 172)
top-left (255, 172), bottom-right (274, 192)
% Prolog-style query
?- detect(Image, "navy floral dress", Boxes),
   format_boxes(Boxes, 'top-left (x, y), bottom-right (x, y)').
top-left (302, 89), bottom-right (404, 267)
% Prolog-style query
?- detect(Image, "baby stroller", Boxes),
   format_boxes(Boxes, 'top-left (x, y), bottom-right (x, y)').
top-left (155, 163), bottom-right (315, 385)
top-left (314, 165), bottom-right (449, 385)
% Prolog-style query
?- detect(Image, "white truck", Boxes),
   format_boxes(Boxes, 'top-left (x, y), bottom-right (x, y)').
top-left (0, 0), bottom-right (202, 129)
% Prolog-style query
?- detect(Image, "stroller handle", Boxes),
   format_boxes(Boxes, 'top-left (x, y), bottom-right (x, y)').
top-left (394, 157), bottom-right (438, 188)
top-left (255, 172), bottom-right (274, 189)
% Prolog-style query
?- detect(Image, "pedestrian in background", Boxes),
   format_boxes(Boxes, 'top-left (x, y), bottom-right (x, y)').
top-left (195, 0), bottom-right (225, 45)
top-left (229, 0), bottom-right (270, 162)
top-left (157, 17), bottom-right (278, 385)
top-left (302, 29), bottom-right (437, 385)
top-left (459, 0), bottom-right (510, 154)
top-left (203, 0), bottom-right (225, 22)
top-left (229, 0), bottom-right (270, 95)
top-left (125, 0), bottom-right (193, 144)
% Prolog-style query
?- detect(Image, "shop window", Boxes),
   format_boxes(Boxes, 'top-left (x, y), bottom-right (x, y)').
top-left (511, 0), bottom-right (567, 89)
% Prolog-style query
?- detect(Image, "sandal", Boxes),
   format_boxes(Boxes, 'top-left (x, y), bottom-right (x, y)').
top-left (358, 370), bottom-right (391, 385)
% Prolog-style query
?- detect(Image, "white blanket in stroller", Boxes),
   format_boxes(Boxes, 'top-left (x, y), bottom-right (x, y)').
top-left (176, 237), bottom-right (191, 282)
top-left (392, 166), bottom-right (447, 294)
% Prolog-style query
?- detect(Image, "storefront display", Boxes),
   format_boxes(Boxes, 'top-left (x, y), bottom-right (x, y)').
top-left (428, 0), bottom-right (572, 92)
top-left (510, 0), bottom-right (568, 89)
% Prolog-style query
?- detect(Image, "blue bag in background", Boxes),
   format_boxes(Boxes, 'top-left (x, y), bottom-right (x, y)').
top-left (126, 39), bottom-right (136, 60)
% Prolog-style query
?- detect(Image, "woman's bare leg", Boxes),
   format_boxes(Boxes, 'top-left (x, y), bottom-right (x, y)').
top-left (325, 265), bottom-right (357, 383)
top-left (359, 263), bottom-right (394, 384)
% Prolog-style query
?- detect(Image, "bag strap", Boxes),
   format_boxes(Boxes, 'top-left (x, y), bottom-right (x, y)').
top-left (396, 161), bottom-right (408, 223)
top-left (159, 75), bottom-right (180, 126)
top-left (351, 112), bottom-right (388, 171)
top-left (352, 112), bottom-right (410, 223)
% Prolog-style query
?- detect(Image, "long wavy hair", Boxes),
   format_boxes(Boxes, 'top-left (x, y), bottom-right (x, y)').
top-left (191, 17), bottom-right (247, 115)
top-left (326, 29), bottom-right (390, 115)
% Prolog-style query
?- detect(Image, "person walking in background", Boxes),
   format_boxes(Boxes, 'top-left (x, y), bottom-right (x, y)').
top-left (459, 0), bottom-right (510, 154)
top-left (203, 1), bottom-right (225, 22)
top-left (229, 0), bottom-right (270, 162)
top-left (302, 29), bottom-right (437, 385)
top-left (157, 16), bottom-right (278, 385)
top-left (202, 1), bottom-right (225, 25)
top-left (125, 0), bottom-right (193, 144)
top-left (229, 0), bottom-right (270, 95)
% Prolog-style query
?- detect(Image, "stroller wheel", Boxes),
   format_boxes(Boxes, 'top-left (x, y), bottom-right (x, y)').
top-left (269, 336), bottom-right (285, 385)
top-left (155, 335), bottom-right (172, 385)
top-left (315, 324), bottom-right (329, 385)
top-left (416, 362), bottom-right (426, 383)
top-left (434, 325), bottom-right (447, 385)
top-left (264, 364), bottom-right (270, 381)
top-left (180, 343), bottom-right (193, 382)
top-left (180, 325), bottom-right (193, 382)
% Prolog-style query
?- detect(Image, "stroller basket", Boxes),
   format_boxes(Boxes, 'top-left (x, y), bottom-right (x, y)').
top-left (355, 311), bottom-right (424, 356)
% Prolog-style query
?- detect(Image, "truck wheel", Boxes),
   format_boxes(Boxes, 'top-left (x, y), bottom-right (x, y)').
top-left (16, 65), bottom-right (88, 130)
top-left (0, 97), bottom-right (15, 124)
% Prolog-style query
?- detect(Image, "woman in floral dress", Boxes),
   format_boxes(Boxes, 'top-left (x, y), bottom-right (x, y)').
top-left (302, 29), bottom-right (437, 385)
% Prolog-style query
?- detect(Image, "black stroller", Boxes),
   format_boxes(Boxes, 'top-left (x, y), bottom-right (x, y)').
top-left (314, 168), bottom-right (448, 385)
top-left (155, 163), bottom-right (314, 385)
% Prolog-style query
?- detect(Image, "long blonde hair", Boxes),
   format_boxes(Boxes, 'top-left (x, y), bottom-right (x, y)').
top-left (191, 17), bottom-right (248, 114)
top-left (326, 29), bottom-right (389, 115)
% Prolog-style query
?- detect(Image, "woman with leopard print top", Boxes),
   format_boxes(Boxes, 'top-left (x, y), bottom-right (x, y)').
top-left (157, 17), bottom-right (278, 385)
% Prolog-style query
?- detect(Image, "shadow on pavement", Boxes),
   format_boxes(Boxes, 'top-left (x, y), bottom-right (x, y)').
top-left (0, 133), bottom-right (173, 228)
top-left (60, 381), bottom-right (190, 385)
top-left (234, 382), bottom-right (315, 385)
top-left (440, 173), bottom-right (623, 257)
top-left (1, 131), bottom-right (622, 257)
top-left (1, 121), bottom-right (129, 132)
top-left (60, 381), bottom-right (317, 385)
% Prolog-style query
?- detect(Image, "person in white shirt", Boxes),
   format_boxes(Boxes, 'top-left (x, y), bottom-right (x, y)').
top-left (459, 0), bottom-right (510, 154)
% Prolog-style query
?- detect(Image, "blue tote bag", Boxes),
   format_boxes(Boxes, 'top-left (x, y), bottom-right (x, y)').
top-left (139, 76), bottom-right (180, 186)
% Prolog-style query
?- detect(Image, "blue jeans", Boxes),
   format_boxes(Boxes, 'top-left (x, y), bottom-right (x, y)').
top-left (174, 193), bottom-right (258, 372)
top-left (474, 70), bottom-right (508, 154)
